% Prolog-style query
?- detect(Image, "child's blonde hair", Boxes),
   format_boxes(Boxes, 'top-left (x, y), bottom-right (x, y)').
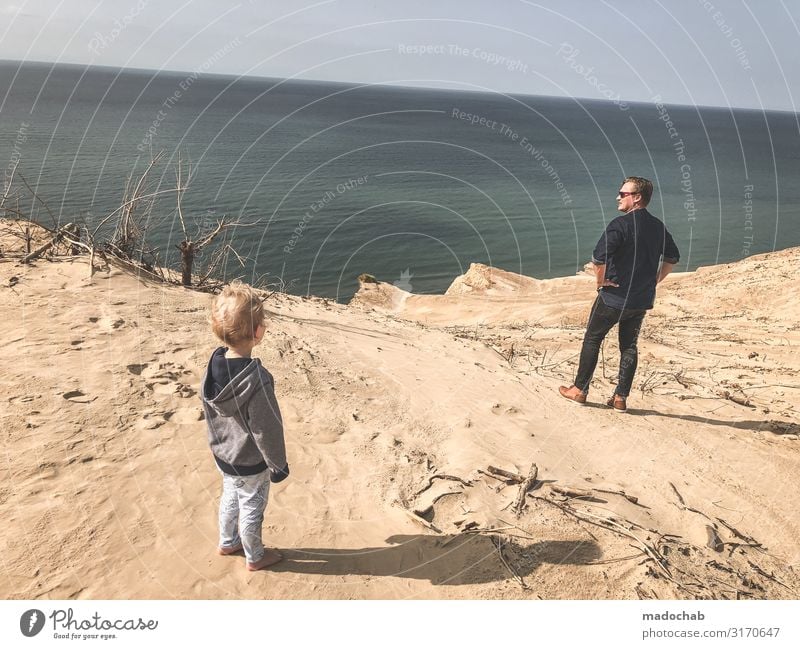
top-left (211, 280), bottom-right (265, 346)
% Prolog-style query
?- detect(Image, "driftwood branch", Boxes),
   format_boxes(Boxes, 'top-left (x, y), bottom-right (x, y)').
top-left (747, 560), bottom-right (793, 593)
top-left (490, 536), bottom-right (528, 590)
top-left (512, 463), bottom-right (538, 516)
top-left (716, 518), bottom-right (760, 546)
top-left (593, 487), bottom-right (644, 507)
top-left (530, 494), bottom-right (678, 586)
top-left (719, 390), bottom-right (755, 408)
top-left (486, 466), bottom-right (525, 483)
top-left (18, 173), bottom-right (57, 229)
top-left (175, 153), bottom-right (189, 240)
top-left (412, 473), bottom-right (473, 498)
top-left (550, 484), bottom-right (594, 500)
top-left (533, 351), bottom-right (579, 372)
top-left (20, 223), bottom-right (73, 263)
top-left (1, 164), bottom-right (16, 209)
top-left (668, 481), bottom-right (686, 506)
top-left (399, 507), bottom-right (442, 534)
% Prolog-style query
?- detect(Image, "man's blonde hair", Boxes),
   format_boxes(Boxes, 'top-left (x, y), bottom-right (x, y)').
top-left (211, 280), bottom-right (265, 346)
top-left (624, 176), bottom-right (653, 207)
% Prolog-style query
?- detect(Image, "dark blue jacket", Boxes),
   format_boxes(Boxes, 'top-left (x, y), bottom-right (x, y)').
top-left (592, 208), bottom-right (680, 310)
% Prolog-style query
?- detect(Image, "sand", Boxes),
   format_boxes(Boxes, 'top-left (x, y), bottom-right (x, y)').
top-left (1, 219), bottom-right (799, 600)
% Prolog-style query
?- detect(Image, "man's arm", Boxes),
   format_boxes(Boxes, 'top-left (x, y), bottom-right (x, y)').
top-left (592, 217), bottom-right (624, 289)
top-left (594, 263), bottom-right (619, 289)
top-left (657, 261), bottom-right (675, 284)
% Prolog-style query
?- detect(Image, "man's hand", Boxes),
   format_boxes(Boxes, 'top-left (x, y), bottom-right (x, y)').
top-left (594, 263), bottom-right (619, 289)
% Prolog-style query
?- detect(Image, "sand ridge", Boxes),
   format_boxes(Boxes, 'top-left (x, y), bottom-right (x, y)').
top-left (1, 221), bottom-right (799, 599)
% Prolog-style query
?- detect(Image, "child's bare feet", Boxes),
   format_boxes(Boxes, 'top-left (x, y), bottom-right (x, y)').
top-left (218, 544), bottom-right (243, 556)
top-left (246, 549), bottom-right (283, 571)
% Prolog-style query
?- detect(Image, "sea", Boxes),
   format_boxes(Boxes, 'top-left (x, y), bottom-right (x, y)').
top-left (2, 61), bottom-right (799, 300)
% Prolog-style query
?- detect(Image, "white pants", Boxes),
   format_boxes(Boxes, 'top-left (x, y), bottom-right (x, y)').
top-left (218, 470), bottom-right (270, 564)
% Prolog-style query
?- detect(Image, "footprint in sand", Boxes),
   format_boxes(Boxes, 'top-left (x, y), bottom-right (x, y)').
top-left (127, 360), bottom-right (195, 398)
top-left (62, 390), bottom-right (97, 404)
top-left (126, 363), bottom-right (146, 376)
top-left (314, 419), bottom-right (348, 444)
top-left (489, 402), bottom-right (522, 416)
top-left (137, 412), bottom-right (167, 430)
top-left (85, 312), bottom-right (125, 333)
top-left (139, 363), bottom-right (181, 381)
top-left (174, 383), bottom-right (196, 398)
top-left (9, 394), bottom-right (39, 405)
top-left (164, 407), bottom-right (204, 424)
top-left (150, 381), bottom-right (178, 396)
top-left (148, 379), bottom-right (196, 398)
top-left (158, 346), bottom-right (197, 366)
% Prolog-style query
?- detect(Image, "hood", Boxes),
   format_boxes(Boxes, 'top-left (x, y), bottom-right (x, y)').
top-left (202, 347), bottom-right (264, 417)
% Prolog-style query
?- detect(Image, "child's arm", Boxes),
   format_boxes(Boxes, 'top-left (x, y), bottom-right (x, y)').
top-left (247, 370), bottom-right (289, 482)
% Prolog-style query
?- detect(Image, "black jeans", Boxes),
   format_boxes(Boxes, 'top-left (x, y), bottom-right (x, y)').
top-left (574, 296), bottom-right (647, 397)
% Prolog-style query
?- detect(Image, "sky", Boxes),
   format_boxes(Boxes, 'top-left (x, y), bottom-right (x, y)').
top-left (0, 0), bottom-right (799, 111)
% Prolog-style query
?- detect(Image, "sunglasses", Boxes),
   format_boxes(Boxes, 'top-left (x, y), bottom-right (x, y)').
top-left (617, 191), bottom-right (640, 198)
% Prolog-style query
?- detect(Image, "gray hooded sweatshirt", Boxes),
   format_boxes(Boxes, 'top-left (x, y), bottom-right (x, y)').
top-left (201, 347), bottom-right (289, 481)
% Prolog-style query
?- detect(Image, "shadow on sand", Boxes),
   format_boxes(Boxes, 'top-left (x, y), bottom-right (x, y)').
top-left (582, 401), bottom-right (781, 434)
top-left (269, 533), bottom-right (602, 585)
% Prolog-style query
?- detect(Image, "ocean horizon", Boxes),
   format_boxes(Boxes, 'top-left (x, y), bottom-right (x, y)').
top-left (2, 60), bottom-right (799, 299)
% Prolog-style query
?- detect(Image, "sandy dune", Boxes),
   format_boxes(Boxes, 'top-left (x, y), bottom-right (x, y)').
top-left (1, 221), bottom-right (799, 599)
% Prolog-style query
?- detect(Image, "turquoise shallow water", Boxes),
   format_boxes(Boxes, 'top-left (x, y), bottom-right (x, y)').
top-left (2, 61), bottom-right (799, 299)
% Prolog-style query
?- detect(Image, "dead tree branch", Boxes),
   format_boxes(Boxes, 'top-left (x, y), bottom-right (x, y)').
top-left (512, 463), bottom-right (538, 516)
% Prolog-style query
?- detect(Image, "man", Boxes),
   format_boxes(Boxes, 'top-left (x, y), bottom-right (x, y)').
top-left (558, 177), bottom-right (680, 412)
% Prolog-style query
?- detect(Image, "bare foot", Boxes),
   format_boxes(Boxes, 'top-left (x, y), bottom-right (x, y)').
top-left (218, 544), bottom-right (243, 556)
top-left (247, 549), bottom-right (283, 571)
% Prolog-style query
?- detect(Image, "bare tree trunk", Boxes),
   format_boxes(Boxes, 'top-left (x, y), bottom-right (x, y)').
top-left (179, 240), bottom-right (194, 286)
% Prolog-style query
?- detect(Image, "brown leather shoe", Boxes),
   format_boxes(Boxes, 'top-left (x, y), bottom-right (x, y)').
top-left (247, 549), bottom-right (283, 571)
top-left (558, 385), bottom-right (587, 405)
top-left (606, 394), bottom-right (627, 413)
